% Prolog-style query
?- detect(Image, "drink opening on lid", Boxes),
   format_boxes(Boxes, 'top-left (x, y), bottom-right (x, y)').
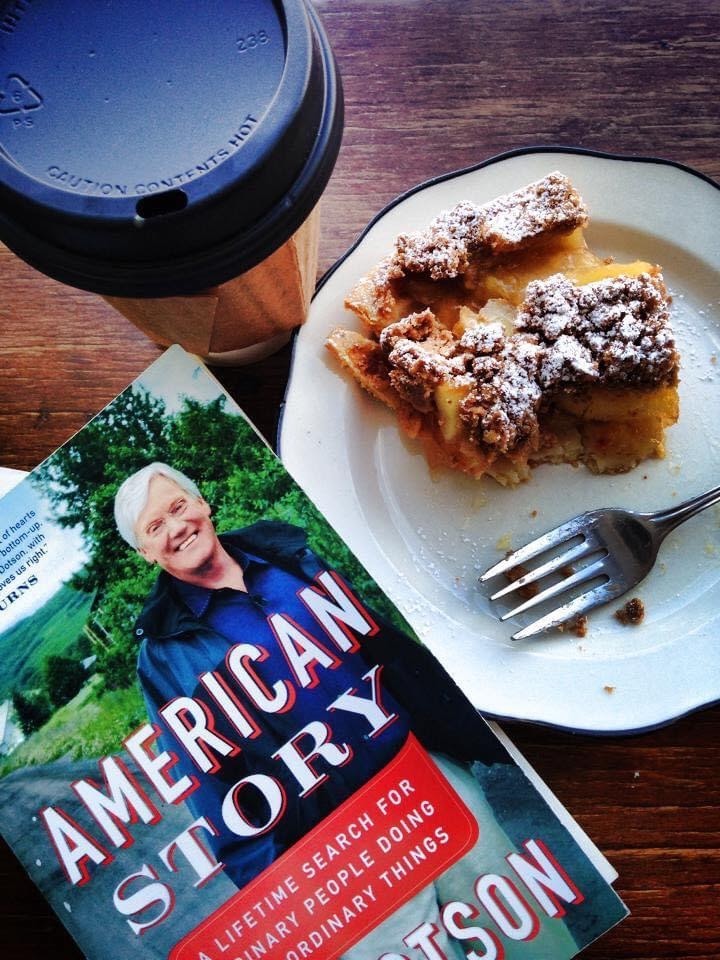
top-left (135, 190), bottom-right (189, 221)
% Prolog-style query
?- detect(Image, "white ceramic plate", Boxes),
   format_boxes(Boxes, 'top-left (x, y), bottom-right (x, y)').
top-left (280, 148), bottom-right (720, 734)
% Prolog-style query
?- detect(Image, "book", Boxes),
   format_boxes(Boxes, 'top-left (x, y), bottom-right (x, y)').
top-left (0, 345), bottom-right (627, 959)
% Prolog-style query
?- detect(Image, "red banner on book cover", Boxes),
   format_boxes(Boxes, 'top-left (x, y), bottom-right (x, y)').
top-left (170, 735), bottom-right (479, 960)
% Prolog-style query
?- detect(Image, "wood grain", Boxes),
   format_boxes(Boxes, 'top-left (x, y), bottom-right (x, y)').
top-left (1, 1), bottom-right (719, 957)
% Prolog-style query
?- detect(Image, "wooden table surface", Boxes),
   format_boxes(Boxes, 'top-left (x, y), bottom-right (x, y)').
top-left (1, 2), bottom-right (719, 957)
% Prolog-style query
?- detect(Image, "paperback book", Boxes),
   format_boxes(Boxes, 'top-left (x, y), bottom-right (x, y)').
top-left (0, 346), bottom-right (627, 959)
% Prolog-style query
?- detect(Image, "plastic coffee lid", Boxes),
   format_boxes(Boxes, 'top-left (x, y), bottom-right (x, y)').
top-left (0, 0), bottom-right (343, 297)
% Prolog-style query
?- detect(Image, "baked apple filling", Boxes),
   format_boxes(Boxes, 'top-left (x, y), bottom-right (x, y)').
top-left (327, 173), bottom-right (679, 485)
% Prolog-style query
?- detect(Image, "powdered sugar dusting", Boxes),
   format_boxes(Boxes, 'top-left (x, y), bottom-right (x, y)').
top-left (519, 272), bottom-right (678, 385)
top-left (376, 271), bottom-right (677, 456)
top-left (390, 173), bottom-right (588, 281)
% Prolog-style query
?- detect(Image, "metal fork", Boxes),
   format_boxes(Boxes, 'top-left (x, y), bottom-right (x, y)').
top-left (480, 484), bottom-right (720, 641)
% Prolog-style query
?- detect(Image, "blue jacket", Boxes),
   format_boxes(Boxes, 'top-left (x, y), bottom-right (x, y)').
top-left (134, 521), bottom-right (508, 888)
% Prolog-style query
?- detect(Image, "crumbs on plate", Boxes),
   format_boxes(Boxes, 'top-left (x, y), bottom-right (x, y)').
top-left (615, 597), bottom-right (645, 626)
top-left (557, 614), bottom-right (589, 638)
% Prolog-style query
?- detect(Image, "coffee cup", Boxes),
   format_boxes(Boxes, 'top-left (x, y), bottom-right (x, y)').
top-left (0, 0), bottom-right (343, 363)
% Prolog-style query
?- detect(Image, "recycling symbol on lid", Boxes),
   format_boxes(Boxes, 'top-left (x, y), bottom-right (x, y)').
top-left (0, 74), bottom-right (43, 114)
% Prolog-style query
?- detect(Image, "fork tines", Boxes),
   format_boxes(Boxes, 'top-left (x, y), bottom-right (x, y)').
top-left (480, 511), bottom-right (620, 641)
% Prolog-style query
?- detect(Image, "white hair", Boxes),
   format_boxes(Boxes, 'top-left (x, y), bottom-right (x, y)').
top-left (114, 462), bottom-right (202, 549)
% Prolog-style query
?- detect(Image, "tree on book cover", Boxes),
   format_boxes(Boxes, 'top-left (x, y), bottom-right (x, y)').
top-left (0, 347), bottom-right (626, 959)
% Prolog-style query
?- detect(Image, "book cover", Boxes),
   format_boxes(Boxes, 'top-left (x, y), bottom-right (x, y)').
top-left (0, 345), bottom-right (627, 959)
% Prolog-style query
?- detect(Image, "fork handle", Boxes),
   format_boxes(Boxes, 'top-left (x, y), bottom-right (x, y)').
top-left (646, 483), bottom-right (720, 537)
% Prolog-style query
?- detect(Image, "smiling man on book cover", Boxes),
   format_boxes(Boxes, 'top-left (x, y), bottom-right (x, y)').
top-left (0, 348), bottom-right (627, 960)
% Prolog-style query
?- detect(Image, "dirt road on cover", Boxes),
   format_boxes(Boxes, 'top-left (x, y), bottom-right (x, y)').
top-left (0, 757), bottom-right (235, 959)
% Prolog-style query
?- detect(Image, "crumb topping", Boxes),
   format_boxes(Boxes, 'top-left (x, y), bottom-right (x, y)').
top-left (460, 333), bottom-right (544, 452)
top-left (380, 310), bottom-right (471, 412)
top-left (376, 271), bottom-right (677, 455)
top-left (387, 173), bottom-right (588, 281)
top-left (518, 272), bottom-right (677, 386)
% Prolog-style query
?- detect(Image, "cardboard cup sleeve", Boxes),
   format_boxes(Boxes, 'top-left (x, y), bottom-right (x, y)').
top-left (104, 205), bottom-right (321, 364)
